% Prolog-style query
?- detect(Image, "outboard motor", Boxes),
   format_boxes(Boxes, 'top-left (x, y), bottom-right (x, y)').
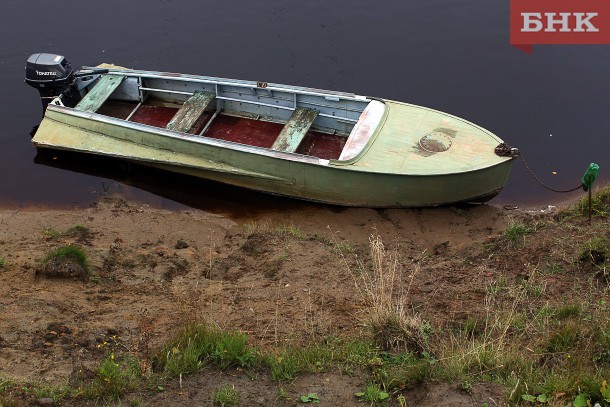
top-left (25, 53), bottom-right (80, 111)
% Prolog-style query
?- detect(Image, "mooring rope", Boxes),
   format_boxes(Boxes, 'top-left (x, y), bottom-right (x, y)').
top-left (495, 143), bottom-right (582, 193)
top-left (518, 154), bottom-right (582, 193)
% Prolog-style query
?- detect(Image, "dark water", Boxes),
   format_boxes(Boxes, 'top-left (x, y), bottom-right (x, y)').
top-left (2, 0), bottom-right (609, 211)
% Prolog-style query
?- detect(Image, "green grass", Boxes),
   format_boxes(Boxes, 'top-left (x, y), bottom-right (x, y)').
top-left (66, 224), bottom-right (90, 235)
top-left (42, 244), bottom-right (90, 272)
top-left (43, 228), bottom-right (61, 239)
top-left (79, 353), bottom-right (143, 401)
top-left (556, 184), bottom-right (610, 221)
top-left (275, 224), bottom-right (304, 239)
top-left (541, 262), bottom-right (565, 275)
top-left (503, 223), bottom-right (532, 245)
top-left (333, 241), bottom-right (355, 253)
top-left (155, 323), bottom-right (256, 376)
top-left (545, 322), bottom-right (580, 353)
top-left (579, 236), bottom-right (608, 265)
top-left (44, 225), bottom-right (91, 239)
top-left (555, 304), bottom-right (581, 320)
top-left (213, 384), bottom-right (239, 406)
top-left (576, 186), bottom-right (610, 217)
top-left (267, 340), bottom-right (374, 382)
top-left (355, 383), bottom-right (389, 405)
top-left (25, 384), bottom-right (74, 404)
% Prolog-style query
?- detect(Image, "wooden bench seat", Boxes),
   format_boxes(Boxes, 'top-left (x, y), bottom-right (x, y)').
top-left (166, 91), bottom-right (215, 134)
top-left (75, 74), bottom-right (126, 113)
top-left (271, 107), bottom-right (319, 153)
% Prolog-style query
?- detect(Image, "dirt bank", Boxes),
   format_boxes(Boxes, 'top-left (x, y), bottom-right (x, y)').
top-left (1, 196), bottom-right (607, 406)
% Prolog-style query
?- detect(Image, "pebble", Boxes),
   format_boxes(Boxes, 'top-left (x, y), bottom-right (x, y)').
top-left (175, 239), bottom-right (189, 249)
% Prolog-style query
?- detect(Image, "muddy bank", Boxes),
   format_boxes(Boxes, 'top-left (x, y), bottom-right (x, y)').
top-left (0, 199), bottom-right (513, 381)
top-left (4, 195), bottom-right (606, 406)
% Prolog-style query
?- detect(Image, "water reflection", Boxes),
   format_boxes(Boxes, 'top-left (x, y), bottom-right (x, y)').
top-left (32, 148), bottom-right (323, 218)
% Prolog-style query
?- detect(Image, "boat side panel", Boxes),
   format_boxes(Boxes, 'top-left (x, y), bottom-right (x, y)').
top-left (34, 109), bottom-right (513, 207)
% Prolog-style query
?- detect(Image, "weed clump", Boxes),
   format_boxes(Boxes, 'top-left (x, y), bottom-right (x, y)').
top-left (213, 384), bottom-right (239, 406)
top-left (38, 245), bottom-right (90, 279)
top-left (155, 323), bottom-right (256, 376)
top-left (359, 235), bottom-right (425, 354)
top-left (503, 222), bottom-right (532, 246)
top-left (65, 224), bottom-right (93, 243)
top-left (80, 353), bottom-right (143, 401)
top-left (576, 186), bottom-right (610, 217)
top-left (355, 382), bottom-right (389, 404)
top-left (579, 237), bottom-right (608, 265)
top-left (545, 322), bottom-right (580, 354)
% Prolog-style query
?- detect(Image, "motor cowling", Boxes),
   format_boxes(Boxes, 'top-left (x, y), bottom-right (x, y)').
top-left (25, 53), bottom-right (79, 110)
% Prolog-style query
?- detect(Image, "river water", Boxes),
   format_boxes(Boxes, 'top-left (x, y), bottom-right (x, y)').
top-left (1, 0), bottom-right (609, 211)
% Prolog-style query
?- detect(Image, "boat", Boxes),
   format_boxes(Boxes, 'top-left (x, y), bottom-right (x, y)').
top-left (25, 53), bottom-right (519, 207)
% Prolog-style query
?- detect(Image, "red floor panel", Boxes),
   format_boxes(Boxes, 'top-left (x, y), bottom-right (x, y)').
top-left (121, 103), bottom-right (347, 159)
top-left (296, 131), bottom-right (347, 160)
top-left (129, 106), bottom-right (179, 128)
top-left (204, 115), bottom-right (284, 149)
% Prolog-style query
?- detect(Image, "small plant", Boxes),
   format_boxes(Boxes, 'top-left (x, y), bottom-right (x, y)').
top-left (579, 236), bottom-right (608, 265)
top-left (213, 384), bottom-right (239, 406)
top-left (333, 241), bottom-right (354, 253)
top-left (555, 304), bottom-right (581, 320)
top-left (43, 245), bottom-right (89, 269)
top-left (80, 353), bottom-right (143, 401)
top-left (541, 262), bottom-right (564, 275)
top-left (461, 381), bottom-right (473, 394)
top-left (39, 245), bottom-right (90, 279)
top-left (572, 393), bottom-right (588, 407)
top-left (66, 224), bottom-right (89, 235)
top-left (0, 258), bottom-right (5, 268)
top-left (43, 228), bottom-right (61, 239)
top-left (299, 393), bottom-right (320, 403)
top-left (276, 386), bottom-right (289, 401)
top-left (575, 186), bottom-right (610, 217)
top-left (601, 380), bottom-right (610, 403)
top-left (504, 223), bottom-right (532, 245)
top-left (359, 235), bottom-right (425, 354)
top-left (156, 323), bottom-right (256, 376)
top-left (421, 351), bottom-right (437, 365)
top-left (276, 224), bottom-right (304, 239)
top-left (545, 322), bottom-right (580, 353)
top-left (269, 353), bottom-right (301, 382)
top-left (521, 393), bottom-right (548, 403)
top-left (129, 398), bottom-right (144, 407)
top-left (486, 275), bottom-right (508, 296)
top-left (26, 384), bottom-right (74, 403)
top-left (355, 383), bottom-right (389, 404)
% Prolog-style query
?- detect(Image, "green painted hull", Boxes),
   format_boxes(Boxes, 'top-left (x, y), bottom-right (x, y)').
top-left (33, 104), bottom-right (514, 207)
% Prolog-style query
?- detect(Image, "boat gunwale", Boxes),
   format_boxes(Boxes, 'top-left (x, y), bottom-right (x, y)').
top-left (45, 104), bottom-right (334, 166)
top-left (42, 103), bottom-right (516, 177)
top-left (83, 66), bottom-right (370, 102)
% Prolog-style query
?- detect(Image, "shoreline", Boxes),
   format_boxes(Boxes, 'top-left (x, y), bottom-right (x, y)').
top-left (0, 191), bottom-right (608, 406)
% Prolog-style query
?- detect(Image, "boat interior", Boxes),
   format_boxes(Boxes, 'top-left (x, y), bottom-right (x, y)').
top-left (68, 71), bottom-right (386, 161)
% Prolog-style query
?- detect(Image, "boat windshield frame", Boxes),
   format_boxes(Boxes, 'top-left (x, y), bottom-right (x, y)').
top-left (338, 100), bottom-right (386, 161)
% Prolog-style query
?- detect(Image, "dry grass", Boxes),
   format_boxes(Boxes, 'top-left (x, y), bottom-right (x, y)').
top-left (437, 286), bottom-right (527, 381)
top-left (355, 235), bottom-right (425, 354)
